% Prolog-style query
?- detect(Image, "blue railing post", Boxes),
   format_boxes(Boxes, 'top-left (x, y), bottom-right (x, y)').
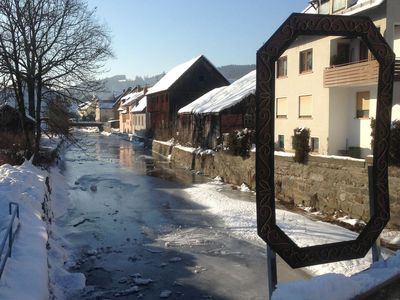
top-left (0, 202), bottom-right (20, 277)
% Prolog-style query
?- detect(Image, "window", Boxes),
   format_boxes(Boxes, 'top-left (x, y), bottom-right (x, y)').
top-left (359, 41), bottom-right (369, 61)
top-left (310, 137), bottom-right (319, 153)
top-left (299, 49), bottom-right (313, 73)
top-left (277, 56), bottom-right (287, 78)
top-left (319, 0), bottom-right (330, 14)
top-left (356, 91), bottom-right (370, 118)
top-left (333, 0), bottom-right (346, 12)
top-left (278, 135), bottom-right (285, 149)
top-left (276, 97), bottom-right (287, 118)
top-left (244, 113), bottom-right (254, 128)
top-left (299, 95), bottom-right (312, 118)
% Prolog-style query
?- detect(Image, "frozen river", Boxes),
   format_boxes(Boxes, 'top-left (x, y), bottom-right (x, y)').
top-left (57, 132), bottom-right (309, 300)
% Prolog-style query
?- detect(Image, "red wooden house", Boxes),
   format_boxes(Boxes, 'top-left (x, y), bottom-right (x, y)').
top-left (146, 55), bottom-right (229, 140)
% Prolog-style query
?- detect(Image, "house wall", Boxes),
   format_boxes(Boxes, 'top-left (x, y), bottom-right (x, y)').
top-left (386, 0), bottom-right (400, 53)
top-left (132, 112), bottom-right (147, 137)
top-left (275, 4), bottom-right (399, 156)
top-left (275, 35), bottom-right (331, 154)
top-left (177, 95), bottom-right (255, 149)
top-left (329, 86), bottom-right (378, 157)
top-left (96, 108), bottom-right (114, 123)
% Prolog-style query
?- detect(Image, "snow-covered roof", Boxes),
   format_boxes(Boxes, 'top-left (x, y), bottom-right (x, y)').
top-left (146, 55), bottom-right (203, 95)
top-left (120, 90), bottom-right (145, 107)
top-left (178, 70), bottom-right (255, 114)
top-left (131, 96), bottom-right (147, 113)
top-left (303, 0), bottom-right (385, 15)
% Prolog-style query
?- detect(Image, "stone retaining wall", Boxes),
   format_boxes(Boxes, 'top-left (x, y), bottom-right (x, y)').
top-left (152, 140), bottom-right (173, 158)
top-left (155, 140), bottom-right (400, 229)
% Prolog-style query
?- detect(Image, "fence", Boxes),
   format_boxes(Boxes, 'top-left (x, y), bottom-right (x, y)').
top-left (0, 202), bottom-right (20, 278)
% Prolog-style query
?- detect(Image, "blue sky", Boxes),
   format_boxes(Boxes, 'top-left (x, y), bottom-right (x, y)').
top-left (87, 0), bottom-right (307, 79)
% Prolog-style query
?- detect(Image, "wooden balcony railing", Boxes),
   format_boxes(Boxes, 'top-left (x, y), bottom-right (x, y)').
top-left (324, 59), bottom-right (379, 88)
top-left (395, 59), bottom-right (400, 82)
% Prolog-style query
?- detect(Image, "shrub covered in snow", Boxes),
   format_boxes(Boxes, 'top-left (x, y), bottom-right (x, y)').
top-left (225, 129), bottom-right (254, 157)
top-left (390, 120), bottom-right (400, 166)
top-left (370, 118), bottom-right (400, 166)
top-left (292, 127), bottom-right (310, 164)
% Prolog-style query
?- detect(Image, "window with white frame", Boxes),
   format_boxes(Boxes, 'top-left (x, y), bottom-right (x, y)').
top-left (333, 0), bottom-right (346, 12)
top-left (299, 49), bottom-right (313, 73)
top-left (310, 137), bottom-right (319, 153)
top-left (277, 56), bottom-right (287, 78)
top-left (276, 97), bottom-right (288, 118)
top-left (356, 91), bottom-right (370, 118)
top-left (319, 0), bottom-right (330, 14)
top-left (299, 95), bottom-right (312, 118)
top-left (278, 135), bottom-right (285, 149)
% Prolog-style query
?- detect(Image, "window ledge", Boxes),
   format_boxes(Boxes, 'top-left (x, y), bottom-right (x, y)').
top-left (276, 116), bottom-right (288, 119)
top-left (276, 76), bottom-right (288, 79)
top-left (299, 116), bottom-right (312, 119)
top-left (299, 71), bottom-right (313, 75)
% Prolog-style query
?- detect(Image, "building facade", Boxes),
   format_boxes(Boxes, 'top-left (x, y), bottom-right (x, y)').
top-left (274, 0), bottom-right (400, 158)
top-left (146, 55), bottom-right (229, 141)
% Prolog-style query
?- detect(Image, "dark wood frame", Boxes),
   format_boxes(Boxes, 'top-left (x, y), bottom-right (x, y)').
top-left (256, 13), bottom-right (395, 268)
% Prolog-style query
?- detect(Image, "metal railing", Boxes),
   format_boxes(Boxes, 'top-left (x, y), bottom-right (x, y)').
top-left (0, 202), bottom-right (20, 278)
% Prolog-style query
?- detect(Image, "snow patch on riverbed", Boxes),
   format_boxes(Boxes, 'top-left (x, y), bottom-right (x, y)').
top-left (182, 181), bottom-right (382, 277)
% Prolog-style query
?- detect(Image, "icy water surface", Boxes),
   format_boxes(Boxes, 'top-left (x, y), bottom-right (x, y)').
top-left (58, 132), bottom-right (308, 300)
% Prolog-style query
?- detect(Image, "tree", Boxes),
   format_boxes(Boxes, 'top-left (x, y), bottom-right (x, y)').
top-left (0, 0), bottom-right (113, 161)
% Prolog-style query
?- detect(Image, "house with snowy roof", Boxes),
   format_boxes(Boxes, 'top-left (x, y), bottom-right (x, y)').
top-left (118, 87), bottom-right (147, 133)
top-left (146, 55), bottom-right (229, 140)
top-left (274, 0), bottom-right (400, 158)
top-left (130, 95), bottom-right (148, 137)
top-left (178, 70), bottom-right (256, 148)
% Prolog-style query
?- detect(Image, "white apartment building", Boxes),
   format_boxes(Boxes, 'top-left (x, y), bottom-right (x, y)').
top-left (275, 0), bottom-right (400, 158)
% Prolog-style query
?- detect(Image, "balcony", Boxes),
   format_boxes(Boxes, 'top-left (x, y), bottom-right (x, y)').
top-left (395, 59), bottom-right (400, 81)
top-left (324, 59), bottom-right (379, 88)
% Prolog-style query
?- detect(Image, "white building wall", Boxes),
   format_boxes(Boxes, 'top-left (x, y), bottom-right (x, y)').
top-left (275, 36), bottom-right (332, 154)
top-left (329, 86), bottom-right (377, 157)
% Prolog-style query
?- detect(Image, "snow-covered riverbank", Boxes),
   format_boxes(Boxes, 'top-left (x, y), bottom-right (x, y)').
top-left (0, 158), bottom-right (84, 300)
top-left (181, 178), bottom-right (400, 299)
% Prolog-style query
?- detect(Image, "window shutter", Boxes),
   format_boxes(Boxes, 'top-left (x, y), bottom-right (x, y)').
top-left (299, 95), bottom-right (312, 117)
top-left (276, 97), bottom-right (287, 117)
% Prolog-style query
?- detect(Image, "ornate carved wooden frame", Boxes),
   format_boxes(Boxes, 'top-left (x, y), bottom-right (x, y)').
top-left (256, 13), bottom-right (395, 268)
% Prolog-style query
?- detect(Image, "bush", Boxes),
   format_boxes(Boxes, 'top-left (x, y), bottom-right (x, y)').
top-left (0, 131), bottom-right (31, 165)
top-left (225, 129), bottom-right (254, 157)
top-left (390, 120), bottom-right (400, 166)
top-left (370, 117), bottom-right (376, 150)
top-left (370, 118), bottom-right (400, 166)
top-left (292, 127), bottom-right (310, 164)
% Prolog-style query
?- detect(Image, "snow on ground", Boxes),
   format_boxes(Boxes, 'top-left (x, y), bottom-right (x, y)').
top-left (273, 252), bottom-right (400, 300)
top-left (0, 160), bottom-right (49, 300)
top-left (181, 179), bottom-right (393, 277)
top-left (0, 154), bottom-right (84, 300)
top-left (174, 144), bottom-right (197, 153)
top-left (47, 165), bottom-right (85, 299)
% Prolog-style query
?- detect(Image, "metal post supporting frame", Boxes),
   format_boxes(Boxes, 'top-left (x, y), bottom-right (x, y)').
top-left (368, 166), bottom-right (381, 263)
top-left (266, 244), bottom-right (277, 300)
